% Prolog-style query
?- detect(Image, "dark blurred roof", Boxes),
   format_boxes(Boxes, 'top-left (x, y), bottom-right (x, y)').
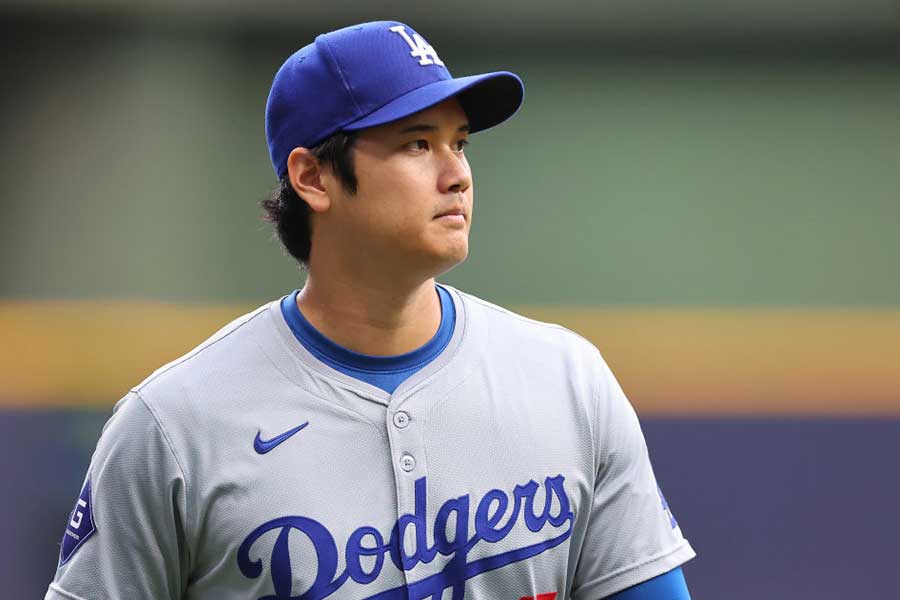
top-left (3, 0), bottom-right (899, 46)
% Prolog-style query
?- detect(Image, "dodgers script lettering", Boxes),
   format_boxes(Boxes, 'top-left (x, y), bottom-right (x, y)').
top-left (237, 474), bottom-right (574, 600)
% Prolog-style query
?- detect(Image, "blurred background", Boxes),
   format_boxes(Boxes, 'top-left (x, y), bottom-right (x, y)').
top-left (2, 1), bottom-right (899, 597)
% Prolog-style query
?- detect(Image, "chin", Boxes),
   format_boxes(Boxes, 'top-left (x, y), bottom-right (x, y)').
top-left (424, 241), bottom-right (469, 277)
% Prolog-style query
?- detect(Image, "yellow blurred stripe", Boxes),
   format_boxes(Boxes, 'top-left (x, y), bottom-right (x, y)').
top-left (521, 307), bottom-right (900, 416)
top-left (0, 301), bottom-right (246, 409)
top-left (1, 301), bottom-right (898, 414)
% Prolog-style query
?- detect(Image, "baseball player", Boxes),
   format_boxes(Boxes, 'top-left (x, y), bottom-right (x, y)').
top-left (46, 21), bottom-right (695, 600)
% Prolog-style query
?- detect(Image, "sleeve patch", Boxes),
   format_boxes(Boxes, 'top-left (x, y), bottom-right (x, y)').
top-left (658, 485), bottom-right (678, 529)
top-left (59, 477), bottom-right (97, 566)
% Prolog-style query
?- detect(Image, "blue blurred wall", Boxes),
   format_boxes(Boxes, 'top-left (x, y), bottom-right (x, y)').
top-left (5, 412), bottom-right (899, 598)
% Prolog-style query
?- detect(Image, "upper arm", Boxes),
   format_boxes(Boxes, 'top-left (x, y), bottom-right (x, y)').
top-left (46, 392), bottom-right (189, 600)
top-left (604, 567), bottom-right (691, 600)
top-left (570, 357), bottom-right (695, 599)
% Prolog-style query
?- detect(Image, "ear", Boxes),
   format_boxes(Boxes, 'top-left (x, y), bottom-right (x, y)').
top-left (286, 147), bottom-right (331, 213)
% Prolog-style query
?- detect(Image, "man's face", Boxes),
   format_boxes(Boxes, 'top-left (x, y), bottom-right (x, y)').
top-left (324, 97), bottom-right (473, 278)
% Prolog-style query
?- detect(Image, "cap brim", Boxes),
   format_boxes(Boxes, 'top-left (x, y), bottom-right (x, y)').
top-left (342, 71), bottom-right (524, 134)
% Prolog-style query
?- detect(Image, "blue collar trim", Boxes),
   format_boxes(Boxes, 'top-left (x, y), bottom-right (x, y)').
top-left (280, 284), bottom-right (455, 375)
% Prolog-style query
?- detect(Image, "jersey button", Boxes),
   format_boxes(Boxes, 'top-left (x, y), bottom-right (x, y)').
top-left (393, 411), bottom-right (410, 429)
top-left (399, 454), bottom-right (416, 472)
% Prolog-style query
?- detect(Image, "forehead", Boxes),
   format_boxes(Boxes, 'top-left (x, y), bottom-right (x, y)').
top-left (366, 97), bottom-right (469, 138)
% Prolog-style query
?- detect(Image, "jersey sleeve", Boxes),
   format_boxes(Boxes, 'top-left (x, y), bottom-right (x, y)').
top-left (45, 391), bottom-right (190, 600)
top-left (570, 359), bottom-right (696, 599)
top-left (605, 567), bottom-right (692, 600)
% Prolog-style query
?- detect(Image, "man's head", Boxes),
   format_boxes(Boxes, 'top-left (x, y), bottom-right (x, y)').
top-left (262, 21), bottom-right (523, 277)
top-left (280, 97), bottom-right (473, 280)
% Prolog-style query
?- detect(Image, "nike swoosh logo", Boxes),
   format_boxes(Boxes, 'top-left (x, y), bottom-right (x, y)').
top-left (254, 422), bottom-right (309, 454)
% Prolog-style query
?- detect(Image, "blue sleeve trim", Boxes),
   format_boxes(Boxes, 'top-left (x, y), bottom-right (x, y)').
top-left (605, 567), bottom-right (691, 600)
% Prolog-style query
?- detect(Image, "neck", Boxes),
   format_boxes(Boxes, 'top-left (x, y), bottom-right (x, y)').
top-left (296, 270), bottom-right (441, 357)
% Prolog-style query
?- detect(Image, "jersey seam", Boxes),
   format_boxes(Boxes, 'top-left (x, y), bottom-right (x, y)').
top-left (134, 389), bottom-right (196, 575)
top-left (423, 358), bottom-right (481, 420)
top-left (268, 300), bottom-right (392, 402)
top-left (457, 291), bottom-right (613, 374)
top-left (590, 356), bottom-right (602, 479)
top-left (580, 540), bottom-right (694, 594)
top-left (252, 323), bottom-right (390, 444)
top-left (47, 583), bottom-right (87, 600)
top-left (132, 304), bottom-right (270, 394)
top-left (457, 287), bottom-right (605, 473)
top-left (569, 379), bottom-right (603, 597)
top-left (594, 364), bottom-right (613, 477)
top-left (457, 291), bottom-right (598, 344)
top-left (403, 285), bottom-right (476, 414)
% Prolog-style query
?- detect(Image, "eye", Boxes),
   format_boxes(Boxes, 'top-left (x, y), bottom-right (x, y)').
top-left (406, 139), bottom-right (430, 151)
top-left (454, 139), bottom-right (470, 153)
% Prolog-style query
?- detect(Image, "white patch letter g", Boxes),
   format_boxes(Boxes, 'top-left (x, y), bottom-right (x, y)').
top-left (69, 498), bottom-right (87, 529)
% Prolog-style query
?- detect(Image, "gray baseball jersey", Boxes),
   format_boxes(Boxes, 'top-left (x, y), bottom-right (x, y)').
top-left (46, 285), bottom-right (695, 600)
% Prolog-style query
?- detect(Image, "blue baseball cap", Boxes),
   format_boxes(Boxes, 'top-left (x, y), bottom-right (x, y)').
top-left (265, 21), bottom-right (525, 179)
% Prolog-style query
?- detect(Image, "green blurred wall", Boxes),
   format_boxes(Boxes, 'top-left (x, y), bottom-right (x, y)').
top-left (2, 26), bottom-right (898, 306)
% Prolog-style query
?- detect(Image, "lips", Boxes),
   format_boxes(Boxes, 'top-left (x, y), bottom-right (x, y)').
top-left (435, 207), bottom-right (465, 219)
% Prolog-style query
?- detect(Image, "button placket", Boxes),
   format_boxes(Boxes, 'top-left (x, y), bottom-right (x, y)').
top-left (399, 453), bottom-right (416, 471)
top-left (387, 406), bottom-right (423, 475)
top-left (390, 409), bottom-right (418, 474)
top-left (386, 402), bottom-right (427, 591)
top-left (393, 411), bottom-right (410, 429)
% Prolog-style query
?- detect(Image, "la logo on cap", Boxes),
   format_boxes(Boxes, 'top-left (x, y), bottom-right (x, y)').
top-left (389, 25), bottom-right (444, 66)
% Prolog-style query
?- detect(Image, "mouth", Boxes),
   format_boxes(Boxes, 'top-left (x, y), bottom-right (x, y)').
top-left (434, 207), bottom-right (466, 221)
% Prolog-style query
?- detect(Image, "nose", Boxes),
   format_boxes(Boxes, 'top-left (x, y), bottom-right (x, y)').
top-left (437, 147), bottom-right (472, 195)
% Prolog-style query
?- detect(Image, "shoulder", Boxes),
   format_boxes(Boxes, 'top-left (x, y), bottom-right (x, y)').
top-left (130, 299), bottom-right (284, 417)
top-left (449, 286), bottom-right (609, 386)
top-left (112, 298), bottom-right (295, 478)
top-left (453, 286), bottom-right (603, 360)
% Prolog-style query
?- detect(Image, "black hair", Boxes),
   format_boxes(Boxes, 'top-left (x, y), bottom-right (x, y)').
top-left (260, 130), bottom-right (359, 267)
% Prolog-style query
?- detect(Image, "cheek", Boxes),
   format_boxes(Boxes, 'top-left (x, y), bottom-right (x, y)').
top-left (365, 173), bottom-right (434, 228)
top-left (347, 190), bottom-right (428, 244)
top-left (348, 170), bottom-right (412, 225)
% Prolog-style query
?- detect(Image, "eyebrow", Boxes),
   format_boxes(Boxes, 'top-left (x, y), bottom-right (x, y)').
top-left (397, 123), bottom-right (470, 135)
